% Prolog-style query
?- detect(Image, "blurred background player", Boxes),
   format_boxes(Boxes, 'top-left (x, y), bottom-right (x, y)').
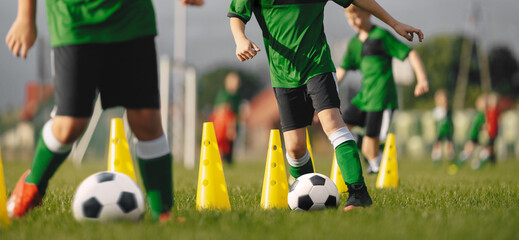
top-left (476, 92), bottom-right (501, 168)
top-left (228, 0), bottom-right (424, 210)
top-left (209, 72), bottom-right (243, 164)
top-left (5, 0), bottom-right (203, 222)
top-left (336, 5), bottom-right (429, 174)
top-left (431, 89), bottom-right (455, 165)
top-left (449, 94), bottom-right (486, 173)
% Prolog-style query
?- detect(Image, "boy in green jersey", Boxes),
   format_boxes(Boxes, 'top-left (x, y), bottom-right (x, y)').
top-left (336, 5), bottom-right (429, 174)
top-left (228, 0), bottom-right (424, 210)
top-left (449, 94), bottom-right (486, 173)
top-left (431, 89), bottom-right (455, 165)
top-left (6, 0), bottom-right (203, 221)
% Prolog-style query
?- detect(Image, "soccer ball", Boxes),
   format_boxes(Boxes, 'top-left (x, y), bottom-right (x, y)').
top-left (288, 173), bottom-right (339, 211)
top-left (72, 171), bottom-right (145, 222)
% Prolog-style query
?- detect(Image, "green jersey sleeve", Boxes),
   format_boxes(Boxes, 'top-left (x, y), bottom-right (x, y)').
top-left (340, 38), bottom-right (361, 70)
top-left (382, 31), bottom-right (411, 61)
top-left (330, 0), bottom-right (354, 8)
top-left (228, 0), bottom-right (254, 23)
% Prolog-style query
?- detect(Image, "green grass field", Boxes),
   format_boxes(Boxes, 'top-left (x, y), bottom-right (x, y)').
top-left (1, 158), bottom-right (518, 240)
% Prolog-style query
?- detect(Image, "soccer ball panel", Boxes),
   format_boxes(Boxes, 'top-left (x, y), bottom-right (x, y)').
top-left (98, 203), bottom-right (125, 221)
top-left (324, 178), bottom-right (339, 196)
top-left (94, 181), bottom-right (122, 204)
top-left (297, 195), bottom-right (313, 211)
top-left (96, 172), bottom-right (115, 183)
top-left (308, 186), bottom-right (328, 203)
top-left (82, 197), bottom-right (103, 219)
top-left (117, 192), bottom-right (138, 213)
top-left (324, 195), bottom-right (338, 208)
top-left (309, 203), bottom-right (325, 211)
top-left (309, 175), bottom-right (326, 186)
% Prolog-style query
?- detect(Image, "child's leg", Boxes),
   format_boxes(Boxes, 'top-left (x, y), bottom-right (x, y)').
top-left (128, 109), bottom-right (173, 221)
top-left (318, 108), bottom-right (372, 209)
top-left (431, 141), bottom-right (442, 163)
top-left (362, 136), bottom-right (381, 173)
top-left (284, 128), bottom-right (314, 178)
top-left (26, 117), bottom-right (87, 191)
top-left (8, 117), bottom-right (87, 218)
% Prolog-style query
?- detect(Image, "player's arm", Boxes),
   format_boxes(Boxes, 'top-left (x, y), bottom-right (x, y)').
top-left (408, 50), bottom-right (429, 96)
top-left (230, 17), bottom-right (261, 62)
top-left (352, 0), bottom-right (424, 42)
top-left (336, 67), bottom-right (348, 84)
top-left (5, 0), bottom-right (37, 58)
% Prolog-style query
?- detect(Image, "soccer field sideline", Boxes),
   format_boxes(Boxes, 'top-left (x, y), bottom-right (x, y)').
top-left (1, 159), bottom-right (518, 240)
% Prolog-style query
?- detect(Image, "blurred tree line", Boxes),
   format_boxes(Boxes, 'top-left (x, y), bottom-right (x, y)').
top-left (401, 35), bottom-right (519, 109)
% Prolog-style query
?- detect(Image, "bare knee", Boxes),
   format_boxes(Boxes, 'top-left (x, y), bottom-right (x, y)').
top-left (127, 109), bottom-right (163, 140)
top-left (285, 141), bottom-right (307, 159)
top-left (52, 116), bottom-right (89, 144)
top-left (283, 129), bottom-right (307, 159)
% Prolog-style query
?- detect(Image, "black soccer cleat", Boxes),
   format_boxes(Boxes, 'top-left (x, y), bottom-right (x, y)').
top-left (344, 184), bottom-right (373, 211)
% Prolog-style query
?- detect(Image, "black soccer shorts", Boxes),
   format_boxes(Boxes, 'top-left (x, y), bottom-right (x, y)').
top-left (274, 72), bottom-right (341, 132)
top-left (52, 36), bottom-right (160, 117)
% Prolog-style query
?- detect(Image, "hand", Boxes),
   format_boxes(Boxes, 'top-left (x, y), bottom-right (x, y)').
top-left (414, 80), bottom-right (429, 97)
top-left (393, 22), bottom-right (424, 42)
top-left (180, 0), bottom-right (204, 6)
top-left (235, 38), bottom-right (260, 62)
top-left (5, 18), bottom-right (37, 58)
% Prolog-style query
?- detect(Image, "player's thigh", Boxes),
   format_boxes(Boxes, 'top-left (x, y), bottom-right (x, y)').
top-left (98, 36), bottom-right (160, 111)
top-left (306, 72), bottom-right (341, 113)
top-left (273, 86), bottom-right (314, 132)
top-left (52, 45), bottom-right (100, 118)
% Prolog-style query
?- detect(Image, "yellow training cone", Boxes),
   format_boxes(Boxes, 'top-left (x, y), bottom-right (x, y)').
top-left (306, 128), bottom-right (316, 172)
top-left (330, 152), bottom-right (348, 193)
top-left (376, 133), bottom-right (399, 188)
top-left (260, 130), bottom-right (289, 209)
top-left (196, 122), bottom-right (231, 211)
top-left (107, 118), bottom-right (137, 181)
top-left (0, 147), bottom-right (10, 228)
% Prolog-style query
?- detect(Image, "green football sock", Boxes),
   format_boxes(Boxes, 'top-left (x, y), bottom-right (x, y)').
top-left (25, 135), bottom-right (70, 194)
top-left (289, 158), bottom-right (314, 179)
top-left (335, 140), bottom-right (365, 186)
top-left (138, 154), bottom-right (173, 220)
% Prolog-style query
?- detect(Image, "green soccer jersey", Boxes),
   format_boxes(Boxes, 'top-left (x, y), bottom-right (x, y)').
top-left (228, 0), bottom-right (353, 88)
top-left (46, 0), bottom-right (157, 47)
top-left (341, 26), bottom-right (411, 111)
top-left (433, 106), bottom-right (454, 139)
top-left (215, 89), bottom-right (242, 115)
top-left (468, 111), bottom-right (485, 141)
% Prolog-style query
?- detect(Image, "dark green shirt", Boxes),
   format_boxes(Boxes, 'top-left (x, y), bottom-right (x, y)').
top-left (469, 111), bottom-right (485, 141)
top-left (46, 0), bottom-right (157, 47)
top-left (228, 0), bottom-right (353, 88)
top-left (215, 89), bottom-right (242, 115)
top-left (433, 107), bottom-right (454, 138)
top-left (341, 26), bottom-right (411, 111)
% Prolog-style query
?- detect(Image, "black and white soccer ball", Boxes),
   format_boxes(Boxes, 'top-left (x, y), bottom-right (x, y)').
top-left (288, 173), bottom-right (339, 211)
top-left (72, 171), bottom-right (145, 222)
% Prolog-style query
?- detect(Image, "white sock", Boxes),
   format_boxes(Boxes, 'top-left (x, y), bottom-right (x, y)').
top-left (368, 157), bottom-right (380, 172)
top-left (328, 127), bottom-right (355, 149)
top-left (134, 134), bottom-right (170, 160)
top-left (42, 120), bottom-right (73, 153)
top-left (286, 150), bottom-right (310, 167)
